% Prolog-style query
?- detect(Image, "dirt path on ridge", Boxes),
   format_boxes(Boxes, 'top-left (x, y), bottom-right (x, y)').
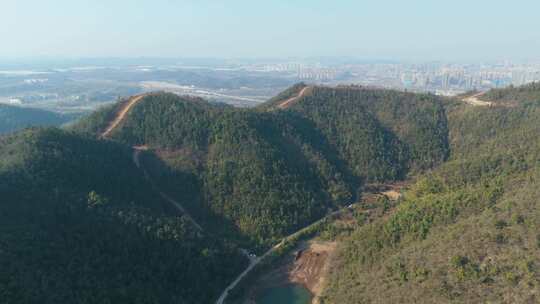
top-left (100, 94), bottom-right (148, 138)
top-left (462, 92), bottom-right (493, 107)
top-left (277, 86), bottom-right (311, 109)
top-left (99, 93), bottom-right (204, 232)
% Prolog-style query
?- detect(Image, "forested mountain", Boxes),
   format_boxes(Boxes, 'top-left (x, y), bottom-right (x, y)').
top-left (73, 87), bottom-right (449, 248)
top-left (272, 86), bottom-right (450, 179)
top-left (0, 104), bottom-right (74, 134)
top-left (258, 82), bottom-right (309, 110)
top-left (321, 86), bottom-right (540, 303)
top-left (4, 83), bottom-right (537, 304)
top-left (0, 128), bottom-right (246, 304)
top-left (482, 81), bottom-right (540, 105)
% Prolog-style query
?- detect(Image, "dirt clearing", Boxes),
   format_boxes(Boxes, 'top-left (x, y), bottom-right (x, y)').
top-left (290, 241), bottom-right (337, 303)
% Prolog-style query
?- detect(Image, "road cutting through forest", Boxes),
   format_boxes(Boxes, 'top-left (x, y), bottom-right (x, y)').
top-left (100, 94), bottom-right (204, 232)
top-left (277, 86), bottom-right (311, 109)
top-left (101, 92), bottom-right (404, 304)
top-left (100, 94), bottom-right (148, 138)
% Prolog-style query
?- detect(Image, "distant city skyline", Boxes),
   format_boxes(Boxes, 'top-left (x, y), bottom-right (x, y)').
top-left (2, 0), bottom-right (540, 61)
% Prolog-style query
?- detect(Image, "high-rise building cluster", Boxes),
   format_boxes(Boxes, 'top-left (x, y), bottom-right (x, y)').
top-left (264, 61), bottom-right (540, 96)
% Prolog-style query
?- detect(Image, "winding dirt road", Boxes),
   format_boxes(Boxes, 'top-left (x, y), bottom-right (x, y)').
top-left (277, 86), bottom-right (311, 109)
top-left (215, 206), bottom-right (347, 304)
top-left (100, 94), bottom-right (204, 232)
top-left (216, 242), bottom-right (284, 304)
top-left (215, 182), bottom-right (408, 304)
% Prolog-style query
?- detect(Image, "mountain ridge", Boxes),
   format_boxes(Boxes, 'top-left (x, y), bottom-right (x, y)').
top-left (70, 84), bottom-right (449, 249)
top-left (0, 103), bottom-right (75, 134)
top-left (2, 83), bottom-right (537, 304)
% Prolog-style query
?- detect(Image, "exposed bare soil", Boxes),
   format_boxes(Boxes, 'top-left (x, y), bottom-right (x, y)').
top-left (290, 242), bottom-right (337, 303)
top-left (100, 94), bottom-right (148, 138)
top-left (244, 241), bottom-right (336, 304)
top-left (99, 93), bottom-right (204, 232)
top-left (464, 93), bottom-right (493, 106)
top-left (363, 181), bottom-right (407, 202)
top-left (277, 86), bottom-right (311, 109)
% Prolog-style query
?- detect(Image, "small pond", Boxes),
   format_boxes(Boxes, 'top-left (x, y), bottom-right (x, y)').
top-left (256, 284), bottom-right (312, 304)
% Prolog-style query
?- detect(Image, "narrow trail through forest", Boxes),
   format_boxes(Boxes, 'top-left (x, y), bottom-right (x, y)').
top-left (133, 147), bottom-right (204, 231)
top-left (100, 91), bottom-right (404, 304)
top-left (100, 94), bottom-right (204, 232)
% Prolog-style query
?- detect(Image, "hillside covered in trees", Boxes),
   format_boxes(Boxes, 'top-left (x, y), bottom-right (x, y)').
top-left (4, 82), bottom-right (537, 304)
top-left (482, 81), bottom-right (540, 105)
top-left (0, 104), bottom-right (74, 134)
top-left (0, 128), bottom-right (246, 304)
top-left (74, 87), bottom-right (449, 248)
top-left (272, 85), bottom-right (450, 178)
top-left (321, 85), bottom-right (540, 303)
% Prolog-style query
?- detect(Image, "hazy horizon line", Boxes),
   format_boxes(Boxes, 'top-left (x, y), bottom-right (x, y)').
top-left (1, 56), bottom-right (539, 67)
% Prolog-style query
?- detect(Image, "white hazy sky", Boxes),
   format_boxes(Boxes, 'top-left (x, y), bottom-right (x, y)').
top-left (1, 0), bottom-right (540, 61)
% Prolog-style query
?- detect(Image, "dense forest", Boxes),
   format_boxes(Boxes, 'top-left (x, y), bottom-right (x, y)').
top-left (482, 81), bottom-right (540, 105)
top-left (74, 87), bottom-right (448, 248)
top-left (321, 86), bottom-right (540, 303)
top-left (0, 128), bottom-right (246, 304)
top-left (278, 86), bottom-right (450, 178)
top-left (0, 104), bottom-right (74, 134)
top-left (3, 82), bottom-right (537, 303)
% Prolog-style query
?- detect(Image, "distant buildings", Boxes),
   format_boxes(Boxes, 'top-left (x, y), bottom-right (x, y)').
top-left (297, 68), bottom-right (337, 81)
top-left (225, 60), bottom-right (540, 96)
top-left (163, 60), bottom-right (540, 97)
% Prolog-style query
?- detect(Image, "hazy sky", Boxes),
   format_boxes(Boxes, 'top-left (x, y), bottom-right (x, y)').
top-left (2, 0), bottom-right (540, 61)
